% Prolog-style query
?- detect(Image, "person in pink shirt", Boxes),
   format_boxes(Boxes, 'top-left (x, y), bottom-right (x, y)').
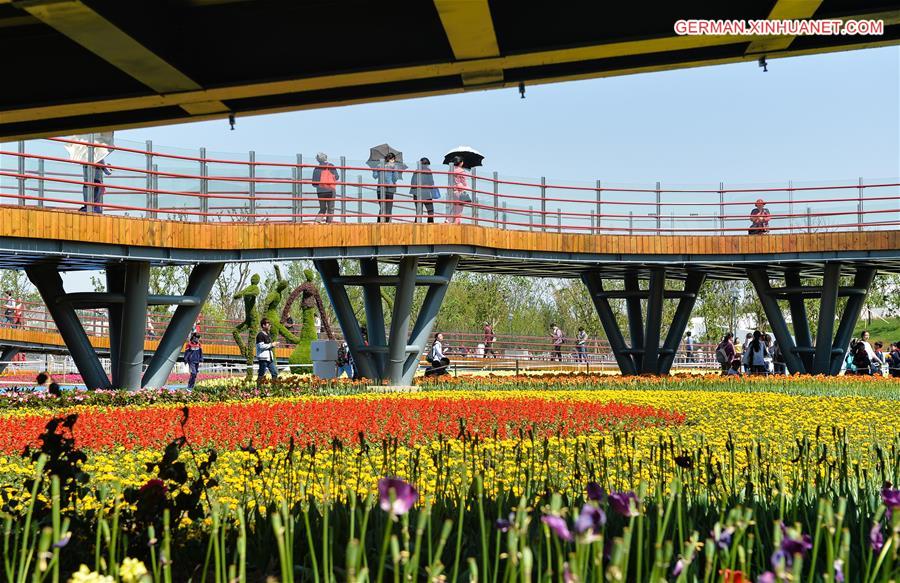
top-left (448, 156), bottom-right (469, 224)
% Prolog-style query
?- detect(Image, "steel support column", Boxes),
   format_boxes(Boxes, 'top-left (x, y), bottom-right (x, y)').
top-left (387, 257), bottom-right (418, 384)
top-left (105, 265), bottom-right (125, 387)
top-left (746, 269), bottom-right (806, 374)
top-left (315, 259), bottom-right (379, 381)
top-left (116, 262), bottom-right (150, 390)
top-left (26, 265), bottom-right (111, 390)
top-left (0, 346), bottom-right (21, 375)
top-left (784, 270), bottom-right (813, 372)
top-left (623, 273), bottom-right (644, 371)
top-left (360, 258), bottom-right (387, 378)
top-left (582, 272), bottom-right (635, 375)
top-left (813, 263), bottom-right (841, 374)
top-left (142, 263), bottom-right (224, 388)
top-left (830, 267), bottom-right (877, 375)
top-left (658, 272), bottom-right (706, 374)
top-left (641, 269), bottom-right (666, 374)
top-left (403, 256), bottom-right (459, 384)
top-left (316, 256), bottom-right (458, 385)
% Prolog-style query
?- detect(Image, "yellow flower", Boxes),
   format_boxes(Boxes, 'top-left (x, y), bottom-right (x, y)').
top-left (68, 565), bottom-right (114, 583)
top-left (119, 558), bottom-right (149, 583)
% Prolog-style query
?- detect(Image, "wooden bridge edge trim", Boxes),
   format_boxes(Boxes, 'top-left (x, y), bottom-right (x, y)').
top-left (2, 207), bottom-right (898, 257)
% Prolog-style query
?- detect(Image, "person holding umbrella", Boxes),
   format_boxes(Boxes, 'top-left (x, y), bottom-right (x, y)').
top-left (442, 146), bottom-right (484, 225)
top-left (372, 152), bottom-right (402, 223)
top-left (447, 156), bottom-right (469, 224)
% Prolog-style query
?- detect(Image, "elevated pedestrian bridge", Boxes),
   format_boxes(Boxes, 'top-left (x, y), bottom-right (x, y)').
top-left (1, 139), bottom-right (899, 387)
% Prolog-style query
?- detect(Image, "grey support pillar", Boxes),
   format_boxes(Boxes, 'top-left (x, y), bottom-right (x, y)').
top-left (746, 269), bottom-right (806, 374)
top-left (315, 259), bottom-right (380, 381)
top-left (582, 272), bottom-right (636, 375)
top-left (116, 262), bottom-right (150, 390)
top-left (403, 255), bottom-right (459, 384)
top-left (316, 256), bottom-right (458, 385)
top-left (26, 265), bottom-right (111, 390)
top-left (830, 267), bottom-right (876, 375)
top-left (142, 263), bottom-right (224, 388)
top-left (106, 265), bottom-right (125, 387)
top-left (641, 269), bottom-right (666, 374)
top-left (360, 258), bottom-right (386, 378)
top-left (784, 270), bottom-right (813, 372)
top-left (623, 273), bottom-right (644, 370)
top-left (813, 263), bottom-right (841, 374)
top-left (658, 272), bottom-right (706, 374)
top-left (387, 257), bottom-right (418, 384)
top-left (0, 346), bottom-right (21, 375)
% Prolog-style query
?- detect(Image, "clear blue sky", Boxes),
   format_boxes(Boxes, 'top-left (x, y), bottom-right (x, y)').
top-left (121, 46), bottom-right (900, 186)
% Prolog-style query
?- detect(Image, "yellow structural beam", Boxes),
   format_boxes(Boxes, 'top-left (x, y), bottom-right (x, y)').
top-left (746, 0), bottom-right (824, 55)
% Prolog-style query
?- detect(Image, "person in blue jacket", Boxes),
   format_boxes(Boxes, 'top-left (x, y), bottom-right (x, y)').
top-left (373, 152), bottom-right (401, 223)
top-left (184, 332), bottom-right (204, 389)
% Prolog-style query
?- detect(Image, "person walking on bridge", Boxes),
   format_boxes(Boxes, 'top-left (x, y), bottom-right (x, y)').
top-left (373, 152), bottom-right (402, 223)
top-left (312, 152), bottom-right (340, 223)
top-left (483, 321), bottom-right (497, 358)
top-left (749, 198), bottom-right (771, 235)
top-left (550, 323), bottom-right (564, 362)
top-left (3, 291), bottom-right (15, 327)
top-left (409, 157), bottom-right (437, 223)
top-left (448, 157), bottom-right (469, 224)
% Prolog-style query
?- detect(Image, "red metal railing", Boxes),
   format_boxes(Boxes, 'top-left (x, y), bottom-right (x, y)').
top-left (1, 138), bottom-right (898, 234)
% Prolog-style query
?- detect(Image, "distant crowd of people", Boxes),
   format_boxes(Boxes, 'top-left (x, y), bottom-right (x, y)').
top-left (714, 328), bottom-right (899, 376)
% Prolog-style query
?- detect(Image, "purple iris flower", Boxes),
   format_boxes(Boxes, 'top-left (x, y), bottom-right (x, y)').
top-left (870, 524), bottom-right (884, 552)
top-left (495, 516), bottom-right (513, 532)
top-left (711, 526), bottom-right (734, 550)
top-left (781, 533), bottom-right (812, 557)
top-left (563, 563), bottom-right (576, 583)
top-left (586, 482), bottom-right (605, 502)
top-left (672, 558), bottom-right (684, 577)
top-left (377, 477), bottom-right (418, 516)
top-left (541, 515), bottom-right (573, 541)
top-left (757, 572), bottom-right (776, 583)
top-left (574, 504), bottom-right (606, 541)
top-left (882, 487), bottom-right (900, 509)
top-left (608, 491), bottom-right (640, 517)
top-left (834, 559), bottom-right (844, 582)
top-left (52, 532), bottom-right (71, 548)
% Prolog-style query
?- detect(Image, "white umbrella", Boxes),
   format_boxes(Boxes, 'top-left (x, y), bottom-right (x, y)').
top-left (63, 132), bottom-right (115, 164)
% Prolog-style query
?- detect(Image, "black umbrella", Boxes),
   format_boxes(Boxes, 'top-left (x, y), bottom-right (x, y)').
top-left (367, 143), bottom-right (405, 168)
top-left (443, 146), bottom-right (484, 169)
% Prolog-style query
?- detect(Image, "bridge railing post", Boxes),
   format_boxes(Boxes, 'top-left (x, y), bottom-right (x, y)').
top-left (718, 181), bottom-right (725, 237)
top-left (248, 150), bottom-right (256, 222)
top-left (540, 176), bottom-right (547, 232)
top-left (492, 171), bottom-right (499, 227)
top-left (807, 207), bottom-right (812, 233)
top-left (857, 176), bottom-right (864, 231)
top-left (17, 141), bottom-right (25, 206)
top-left (629, 211), bottom-right (634, 235)
top-left (199, 147), bottom-right (208, 222)
top-left (471, 167), bottom-right (478, 225)
top-left (595, 179), bottom-right (602, 234)
top-left (655, 180), bottom-right (661, 234)
top-left (291, 155), bottom-right (300, 222)
top-left (145, 140), bottom-right (154, 219)
top-left (340, 155), bottom-right (347, 222)
top-left (151, 164), bottom-right (159, 220)
top-left (788, 179), bottom-right (794, 233)
top-left (357, 175), bottom-right (363, 223)
top-left (37, 158), bottom-right (44, 207)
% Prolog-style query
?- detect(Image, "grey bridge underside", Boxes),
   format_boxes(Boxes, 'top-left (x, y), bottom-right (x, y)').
top-left (2, 237), bottom-right (900, 279)
top-left (0, 237), bottom-right (894, 385)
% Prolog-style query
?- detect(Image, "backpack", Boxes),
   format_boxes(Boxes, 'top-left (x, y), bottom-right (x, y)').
top-left (318, 166), bottom-right (337, 190)
top-left (853, 343), bottom-right (871, 368)
top-left (715, 345), bottom-right (729, 365)
top-left (336, 344), bottom-right (349, 366)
